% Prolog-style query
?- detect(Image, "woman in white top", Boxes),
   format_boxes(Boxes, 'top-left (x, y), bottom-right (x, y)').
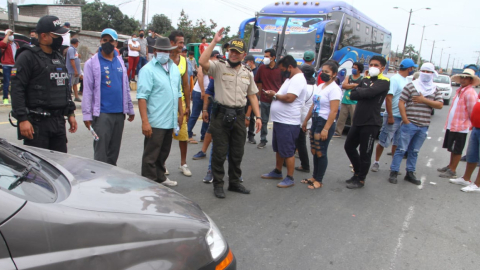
top-left (128, 34), bottom-right (141, 81)
top-left (295, 65), bottom-right (316, 173)
top-left (301, 61), bottom-right (342, 189)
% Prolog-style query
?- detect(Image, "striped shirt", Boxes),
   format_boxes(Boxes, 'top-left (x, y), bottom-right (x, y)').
top-left (400, 82), bottom-right (443, 127)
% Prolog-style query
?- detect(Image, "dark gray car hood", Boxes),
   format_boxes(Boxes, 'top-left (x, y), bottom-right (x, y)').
top-left (25, 147), bottom-right (208, 223)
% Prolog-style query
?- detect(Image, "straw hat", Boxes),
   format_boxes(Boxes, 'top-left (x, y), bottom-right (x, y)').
top-left (451, 68), bottom-right (480, 86)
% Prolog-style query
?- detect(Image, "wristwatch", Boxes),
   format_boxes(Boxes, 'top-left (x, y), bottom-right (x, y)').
top-left (272, 94), bottom-right (278, 101)
top-left (256, 116), bottom-right (262, 120)
top-left (246, 116), bottom-right (251, 120)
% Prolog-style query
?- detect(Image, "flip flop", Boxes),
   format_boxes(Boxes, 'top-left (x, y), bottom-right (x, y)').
top-left (308, 181), bottom-right (323, 189)
top-left (300, 179), bottom-right (314, 184)
top-left (188, 138), bottom-right (198, 144)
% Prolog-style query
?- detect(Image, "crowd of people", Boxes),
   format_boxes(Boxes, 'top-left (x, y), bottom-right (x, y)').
top-left (7, 16), bottom-right (480, 200)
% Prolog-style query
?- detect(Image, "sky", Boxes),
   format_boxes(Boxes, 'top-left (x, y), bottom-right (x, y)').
top-left (5, 0), bottom-right (480, 69)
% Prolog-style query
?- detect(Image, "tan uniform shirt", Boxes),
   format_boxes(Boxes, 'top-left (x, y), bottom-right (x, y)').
top-left (207, 59), bottom-right (258, 107)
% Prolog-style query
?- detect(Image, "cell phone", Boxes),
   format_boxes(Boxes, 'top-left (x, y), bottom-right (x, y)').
top-left (262, 89), bottom-right (267, 93)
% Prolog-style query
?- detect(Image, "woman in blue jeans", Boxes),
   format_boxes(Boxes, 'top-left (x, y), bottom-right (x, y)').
top-left (301, 61), bottom-right (342, 189)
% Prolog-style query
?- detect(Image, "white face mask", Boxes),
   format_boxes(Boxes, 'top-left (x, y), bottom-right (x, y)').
top-left (148, 33), bottom-right (152, 37)
top-left (263, 57), bottom-right (271, 65)
top-left (225, 52), bottom-right (229, 59)
top-left (420, 72), bottom-right (433, 83)
top-left (156, 52), bottom-right (170, 64)
top-left (368, 67), bottom-right (380, 77)
top-left (8, 35), bottom-right (14, 41)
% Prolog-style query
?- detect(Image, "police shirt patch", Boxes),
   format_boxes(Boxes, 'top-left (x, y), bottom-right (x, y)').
top-left (11, 68), bottom-right (17, 76)
top-left (52, 59), bottom-right (61, 65)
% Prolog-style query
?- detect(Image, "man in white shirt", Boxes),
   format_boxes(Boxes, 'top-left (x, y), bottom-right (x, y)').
top-left (261, 55), bottom-right (307, 188)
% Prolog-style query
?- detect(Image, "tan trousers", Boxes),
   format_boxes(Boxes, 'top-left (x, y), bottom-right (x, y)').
top-left (335, 103), bottom-right (356, 135)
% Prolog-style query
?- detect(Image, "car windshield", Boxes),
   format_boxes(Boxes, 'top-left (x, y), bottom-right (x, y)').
top-left (0, 146), bottom-right (60, 203)
top-left (434, 76), bottom-right (450, 84)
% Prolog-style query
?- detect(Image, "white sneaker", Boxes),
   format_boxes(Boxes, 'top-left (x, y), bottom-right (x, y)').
top-left (449, 177), bottom-right (471, 186)
top-left (179, 164), bottom-right (192, 176)
top-left (162, 178), bottom-right (177, 187)
top-left (461, 183), bottom-right (480, 193)
top-left (165, 167), bottom-right (169, 175)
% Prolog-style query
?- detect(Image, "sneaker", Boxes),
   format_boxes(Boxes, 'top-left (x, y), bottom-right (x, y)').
top-left (345, 175), bottom-right (358, 184)
top-left (295, 166), bottom-right (310, 173)
top-left (192, 151), bottom-right (207, 160)
top-left (460, 155), bottom-right (467, 162)
top-left (165, 167), bottom-right (169, 175)
top-left (371, 163), bottom-right (380, 172)
top-left (461, 183), bottom-right (480, 193)
top-left (388, 171), bottom-right (398, 184)
top-left (346, 179), bottom-right (364, 189)
top-left (257, 142), bottom-right (267, 149)
top-left (437, 166), bottom-right (449, 173)
top-left (74, 97), bottom-right (82, 102)
top-left (405, 171), bottom-right (421, 185)
top-left (295, 151), bottom-right (299, 158)
top-left (203, 170), bottom-right (213, 183)
top-left (162, 178), bottom-right (178, 186)
top-left (332, 133), bottom-right (341, 138)
top-left (449, 177), bottom-right (471, 186)
top-left (277, 176), bottom-right (295, 188)
top-left (439, 169), bottom-right (457, 179)
top-left (261, 169), bottom-right (283, 179)
top-left (248, 137), bottom-right (257, 144)
top-left (179, 164), bottom-right (192, 176)
top-left (3, 98), bottom-right (8, 105)
top-left (349, 164), bottom-right (353, 168)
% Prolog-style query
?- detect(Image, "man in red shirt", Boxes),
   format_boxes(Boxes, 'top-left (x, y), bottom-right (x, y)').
top-left (199, 37), bottom-right (208, 55)
top-left (0, 29), bottom-right (19, 104)
top-left (255, 48), bottom-right (284, 149)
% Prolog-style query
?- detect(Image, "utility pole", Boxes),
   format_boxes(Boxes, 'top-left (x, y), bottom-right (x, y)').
top-left (401, 9), bottom-right (413, 60)
top-left (7, 1), bottom-right (17, 32)
top-left (417, 25), bottom-right (425, 65)
top-left (439, 47), bottom-right (444, 68)
top-left (429, 40), bottom-right (435, 62)
top-left (446, 54), bottom-right (451, 70)
top-left (141, 0), bottom-right (147, 30)
top-left (475, 51), bottom-right (480, 66)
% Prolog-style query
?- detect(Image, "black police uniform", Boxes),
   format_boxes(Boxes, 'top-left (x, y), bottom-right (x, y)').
top-left (11, 44), bottom-right (76, 153)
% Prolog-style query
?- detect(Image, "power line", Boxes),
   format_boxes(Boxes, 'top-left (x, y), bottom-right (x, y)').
top-left (214, 0), bottom-right (252, 16)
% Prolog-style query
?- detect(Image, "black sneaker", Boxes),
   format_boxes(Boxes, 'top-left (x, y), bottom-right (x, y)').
top-left (404, 171), bottom-right (421, 185)
top-left (228, 183), bottom-right (251, 194)
top-left (346, 179), bottom-right (364, 189)
top-left (214, 187), bottom-right (226, 198)
top-left (248, 137), bottom-right (257, 144)
top-left (345, 175), bottom-right (358, 184)
top-left (388, 171), bottom-right (398, 184)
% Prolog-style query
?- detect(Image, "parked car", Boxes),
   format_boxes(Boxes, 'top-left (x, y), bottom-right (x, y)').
top-left (433, 75), bottom-right (453, 105)
top-left (0, 138), bottom-right (236, 270)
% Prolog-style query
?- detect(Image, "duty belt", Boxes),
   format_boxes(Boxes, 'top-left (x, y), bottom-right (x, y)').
top-left (27, 108), bottom-right (65, 117)
top-left (217, 104), bottom-right (244, 115)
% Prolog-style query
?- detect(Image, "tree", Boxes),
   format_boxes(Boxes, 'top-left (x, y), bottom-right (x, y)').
top-left (148, 14), bottom-right (174, 36)
top-left (81, 0), bottom-right (139, 35)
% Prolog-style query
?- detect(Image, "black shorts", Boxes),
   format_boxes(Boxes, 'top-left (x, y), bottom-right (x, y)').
top-left (442, 129), bottom-right (467, 155)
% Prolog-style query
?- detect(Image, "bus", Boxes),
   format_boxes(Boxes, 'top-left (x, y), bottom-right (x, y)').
top-left (238, 1), bottom-right (391, 77)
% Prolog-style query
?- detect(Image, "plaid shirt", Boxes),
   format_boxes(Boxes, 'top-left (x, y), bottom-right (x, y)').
top-left (444, 85), bottom-right (478, 132)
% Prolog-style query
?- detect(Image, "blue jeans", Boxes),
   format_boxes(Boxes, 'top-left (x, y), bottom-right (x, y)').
top-left (260, 102), bottom-right (271, 143)
top-left (136, 56), bottom-right (148, 74)
top-left (378, 114), bottom-right (403, 148)
top-left (3, 66), bottom-right (12, 99)
top-left (187, 91), bottom-right (209, 140)
top-left (310, 116), bottom-right (335, 182)
top-left (390, 123), bottom-right (428, 172)
top-left (466, 127), bottom-right (480, 163)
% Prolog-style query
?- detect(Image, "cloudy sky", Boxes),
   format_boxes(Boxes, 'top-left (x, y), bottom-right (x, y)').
top-left (6, 0), bottom-right (479, 69)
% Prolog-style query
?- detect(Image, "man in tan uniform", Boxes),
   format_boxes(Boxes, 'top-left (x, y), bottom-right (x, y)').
top-left (199, 28), bottom-right (262, 199)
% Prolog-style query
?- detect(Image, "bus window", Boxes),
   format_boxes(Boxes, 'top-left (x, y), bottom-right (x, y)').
top-left (248, 16), bottom-right (289, 56)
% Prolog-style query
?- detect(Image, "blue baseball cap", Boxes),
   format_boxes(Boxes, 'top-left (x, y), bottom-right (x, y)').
top-left (400, 58), bottom-right (418, 69)
top-left (101, 28), bottom-right (118, 41)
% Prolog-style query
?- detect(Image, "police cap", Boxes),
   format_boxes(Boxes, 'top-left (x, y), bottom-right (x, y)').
top-left (229, 38), bottom-right (246, 54)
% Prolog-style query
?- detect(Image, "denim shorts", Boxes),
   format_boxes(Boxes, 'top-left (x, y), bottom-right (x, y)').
top-left (466, 127), bottom-right (480, 163)
top-left (378, 114), bottom-right (402, 148)
top-left (272, 122), bottom-right (300, 158)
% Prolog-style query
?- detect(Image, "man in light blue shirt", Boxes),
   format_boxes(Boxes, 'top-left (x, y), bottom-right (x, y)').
top-left (137, 37), bottom-right (183, 187)
top-left (371, 59), bottom-right (417, 172)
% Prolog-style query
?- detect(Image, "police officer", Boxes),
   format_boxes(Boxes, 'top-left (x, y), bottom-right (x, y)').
top-left (199, 28), bottom-right (262, 199)
top-left (11, 15), bottom-right (77, 152)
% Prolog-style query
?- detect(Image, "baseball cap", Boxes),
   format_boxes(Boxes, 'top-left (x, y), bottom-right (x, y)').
top-left (101, 28), bottom-right (118, 41)
top-left (229, 38), bottom-right (245, 54)
top-left (64, 22), bottom-right (70, 27)
top-left (303, 51), bottom-right (315, 61)
top-left (244, 55), bottom-right (255, 62)
top-left (211, 50), bottom-right (220, 57)
top-left (400, 58), bottom-right (418, 69)
top-left (36, 15), bottom-right (69, 35)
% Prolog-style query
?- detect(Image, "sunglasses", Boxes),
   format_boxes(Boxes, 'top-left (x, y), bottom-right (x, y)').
top-left (459, 75), bottom-right (470, 79)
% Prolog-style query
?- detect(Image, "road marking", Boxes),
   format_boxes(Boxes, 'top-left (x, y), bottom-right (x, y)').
top-left (437, 137), bottom-right (442, 142)
top-left (426, 158), bottom-right (433, 168)
top-left (427, 137), bottom-right (431, 140)
top-left (390, 205), bottom-right (415, 270)
top-left (0, 121), bottom-right (15, 125)
top-left (432, 147), bottom-right (437, 153)
top-left (418, 175), bottom-right (426, 190)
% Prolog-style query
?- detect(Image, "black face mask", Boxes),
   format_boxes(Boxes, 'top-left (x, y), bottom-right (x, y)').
top-left (227, 59), bottom-right (241, 68)
top-left (101, 42), bottom-right (115, 55)
top-left (139, 34), bottom-right (144, 38)
top-left (281, 69), bottom-right (291, 78)
top-left (50, 36), bottom-right (63, 51)
top-left (30, 37), bottom-right (38, 45)
top-left (320, 72), bottom-right (331, 82)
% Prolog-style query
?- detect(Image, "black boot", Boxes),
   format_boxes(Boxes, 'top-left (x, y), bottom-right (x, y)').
top-left (388, 171), bottom-right (398, 184)
top-left (214, 186), bottom-right (226, 198)
top-left (405, 171), bottom-right (421, 185)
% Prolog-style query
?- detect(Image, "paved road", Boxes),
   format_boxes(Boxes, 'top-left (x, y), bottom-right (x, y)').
top-left (0, 87), bottom-right (479, 269)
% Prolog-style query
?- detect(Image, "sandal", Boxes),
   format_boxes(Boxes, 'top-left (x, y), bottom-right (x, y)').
top-left (308, 181), bottom-right (323, 189)
top-left (300, 178), bottom-right (314, 184)
top-left (188, 138), bottom-right (198, 144)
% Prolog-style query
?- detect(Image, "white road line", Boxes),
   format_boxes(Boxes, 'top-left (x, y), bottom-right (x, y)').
top-left (437, 137), bottom-right (442, 142)
top-left (426, 158), bottom-right (433, 167)
top-left (432, 147), bottom-right (437, 153)
top-left (418, 175), bottom-right (427, 190)
top-left (390, 205), bottom-right (415, 270)
top-left (427, 137), bottom-right (432, 140)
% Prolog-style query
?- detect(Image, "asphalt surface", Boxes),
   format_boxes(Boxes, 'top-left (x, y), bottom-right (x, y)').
top-left (1, 86), bottom-right (479, 270)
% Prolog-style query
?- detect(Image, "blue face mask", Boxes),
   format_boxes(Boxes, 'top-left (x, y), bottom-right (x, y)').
top-left (352, 69), bottom-right (358, 75)
top-left (132, 38), bottom-right (138, 41)
top-left (408, 69), bottom-right (415, 76)
top-left (156, 52), bottom-right (170, 64)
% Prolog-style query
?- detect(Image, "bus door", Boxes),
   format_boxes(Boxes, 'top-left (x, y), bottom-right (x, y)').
top-left (311, 20), bottom-right (335, 70)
